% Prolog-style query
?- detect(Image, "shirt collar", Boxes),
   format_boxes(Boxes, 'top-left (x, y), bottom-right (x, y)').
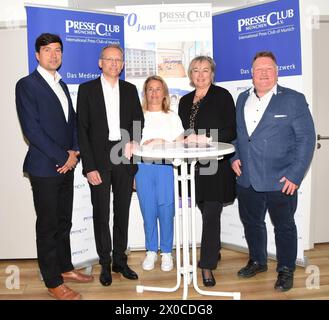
top-left (249, 84), bottom-right (277, 97)
top-left (37, 65), bottom-right (61, 84)
top-left (101, 74), bottom-right (119, 89)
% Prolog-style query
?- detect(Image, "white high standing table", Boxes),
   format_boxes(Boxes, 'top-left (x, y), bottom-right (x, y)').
top-left (133, 142), bottom-right (241, 300)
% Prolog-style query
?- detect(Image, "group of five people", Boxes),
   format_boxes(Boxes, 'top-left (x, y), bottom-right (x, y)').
top-left (15, 33), bottom-right (315, 300)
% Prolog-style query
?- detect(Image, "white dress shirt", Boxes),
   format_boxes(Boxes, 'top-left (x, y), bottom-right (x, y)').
top-left (244, 85), bottom-right (277, 136)
top-left (100, 74), bottom-right (121, 141)
top-left (37, 65), bottom-right (69, 122)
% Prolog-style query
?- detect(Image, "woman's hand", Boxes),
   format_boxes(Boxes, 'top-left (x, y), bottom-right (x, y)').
top-left (143, 138), bottom-right (166, 145)
top-left (124, 141), bottom-right (138, 160)
top-left (184, 134), bottom-right (209, 144)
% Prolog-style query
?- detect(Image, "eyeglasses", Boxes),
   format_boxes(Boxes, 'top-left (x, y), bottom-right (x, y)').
top-left (101, 57), bottom-right (123, 63)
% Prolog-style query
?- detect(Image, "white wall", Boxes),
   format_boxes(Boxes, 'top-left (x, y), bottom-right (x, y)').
top-left (0, 0), bottom-right (68, 26)
top-left (299, 0), bottom-right (329, 249)
top-left (0, 28), bottom-right (37, 258)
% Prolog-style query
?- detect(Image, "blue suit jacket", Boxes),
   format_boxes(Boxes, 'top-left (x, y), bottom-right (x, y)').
top-left (232, 85), bottom-right (315, 191)
top-left (16, 70), bottom-right (78, 177)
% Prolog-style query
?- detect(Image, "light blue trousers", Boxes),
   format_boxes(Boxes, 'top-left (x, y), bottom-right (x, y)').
top-left (135, 163), bottom-right (175, 253)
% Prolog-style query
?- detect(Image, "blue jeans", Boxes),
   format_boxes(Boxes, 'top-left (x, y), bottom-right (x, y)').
top-left (237, 185), bottom-right (297, 272)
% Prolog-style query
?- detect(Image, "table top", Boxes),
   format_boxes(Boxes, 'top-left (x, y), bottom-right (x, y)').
top-left (133, 142), bottom-right (235, 160)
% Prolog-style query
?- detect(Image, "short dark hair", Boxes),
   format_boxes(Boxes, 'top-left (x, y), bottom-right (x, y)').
top-left (252, 51), bottom-right (277, 65)
top-left (35, 33), bottom-right (63, 53)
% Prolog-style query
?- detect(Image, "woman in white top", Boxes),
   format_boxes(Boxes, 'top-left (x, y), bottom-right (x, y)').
top-left (135, 75), bottom-right (184, 271)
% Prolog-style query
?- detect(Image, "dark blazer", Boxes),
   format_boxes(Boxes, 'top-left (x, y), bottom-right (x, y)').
top-left (16, 70), bottom-right (78, 177)
top-left (178, 84), bottom-right (236, 203)
top-left (77, 77), bottom-right (144, 175)
top-left (231, 84), bottom-right (316, 191)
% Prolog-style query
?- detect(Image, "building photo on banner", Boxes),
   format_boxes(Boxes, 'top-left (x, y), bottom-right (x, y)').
top-left (1, 0), bottom-right (328, 301)
top-left (116, 3), bottom-right (212, 112)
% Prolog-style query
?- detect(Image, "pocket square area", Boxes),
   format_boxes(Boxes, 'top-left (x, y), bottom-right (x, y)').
top-left (274, 115), bottom-right (287, 118)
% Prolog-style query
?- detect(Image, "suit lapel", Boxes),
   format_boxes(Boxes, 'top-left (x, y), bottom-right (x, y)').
top-left (95, 77), bottom-right (109, 132)
top-left (250, 86), bottom-right (284, 138)
top-left (34, 70), bottom-right (68, 125)
top-left (35, 70), bottom-right (61, 104)
top-left (119, 80), bottom-right (126, 125)
top-left (239, 91), bottom-right (250, 137)
top-left (59, 80), bottom-right (72, 123)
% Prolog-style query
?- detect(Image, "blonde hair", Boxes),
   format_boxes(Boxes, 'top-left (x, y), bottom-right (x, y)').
top-left (188, 56), bottom-right (216, 87)
top-left (142, 75), bottom-right (170, 113)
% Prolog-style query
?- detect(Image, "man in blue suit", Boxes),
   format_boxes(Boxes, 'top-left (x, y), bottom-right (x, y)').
top-left (16, 33), bottom-right (93, 300)
top-left (231, 51), bottom-right (315, 292)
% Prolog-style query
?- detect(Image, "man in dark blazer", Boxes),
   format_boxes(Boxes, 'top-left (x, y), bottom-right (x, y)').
top-left (231, 51), bottom-right (316, 292)
top-left (16, 33), bottom-right (93, 300)
top-left (77, 44), bottom-right (144, 286)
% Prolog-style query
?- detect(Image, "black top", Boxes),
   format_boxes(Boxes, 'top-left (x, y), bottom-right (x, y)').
top-left (178, 84), bottom-right (236, 203)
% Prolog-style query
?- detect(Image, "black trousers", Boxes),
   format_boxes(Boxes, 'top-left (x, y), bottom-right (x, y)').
top-left (89, 164), bottom-right (134, 267)
top-left (197, 201), bottom-right (223, 270)
top-left (30, 171), bottom-right (74, 288)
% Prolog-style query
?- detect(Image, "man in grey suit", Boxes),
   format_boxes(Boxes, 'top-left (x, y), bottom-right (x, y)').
top-left (231, 51), bottom-right (315, 292)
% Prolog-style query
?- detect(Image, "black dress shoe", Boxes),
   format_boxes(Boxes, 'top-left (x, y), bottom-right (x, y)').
top-left (274, 267), bottom-right (294, 292)
top-left (202, 269), bottom-right (216, 287)
top-left (237, 259), bottom-right (268, 278)
top-left (99, 265), bottom-right (112, 286)
top-left (112, 264), bottom-right (138, 280)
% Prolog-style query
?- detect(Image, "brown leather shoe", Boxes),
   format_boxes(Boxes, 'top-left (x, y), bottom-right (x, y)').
top-left (62, 270), bottom-right (94, 283)
top-left (48, 284), bottom-right (81, 300)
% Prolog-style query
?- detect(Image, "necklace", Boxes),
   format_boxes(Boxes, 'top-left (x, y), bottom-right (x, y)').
top-left (195, 93), bottom-right (205, 99)
top-left (194, 92), bottom-right (205, 103)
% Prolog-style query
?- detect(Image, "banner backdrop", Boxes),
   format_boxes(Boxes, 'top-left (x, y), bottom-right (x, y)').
top-left (213, 0), bottom-right (301, 82)
top-left (116, 3), bottom-right (212, 113)
top-left (25, 5), bottom-right (125, 267)
top-left (213, 0), bottom-right (306, 264)
top-left (115, 3), bottom-right (213, 248)
top-left (26, 5), bottom-right (124, 83)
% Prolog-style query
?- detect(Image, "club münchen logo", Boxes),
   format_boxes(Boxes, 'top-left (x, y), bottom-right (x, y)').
top-left (238, 9), bottom-right (294, 33)
top-left (65, 20), bottom-right (120, 37)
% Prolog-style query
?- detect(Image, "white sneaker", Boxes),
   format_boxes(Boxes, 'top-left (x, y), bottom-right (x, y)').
top-left (161, 253), bottom-right (174, 272)
top-left (142, 251), bottom-right (157, 271)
